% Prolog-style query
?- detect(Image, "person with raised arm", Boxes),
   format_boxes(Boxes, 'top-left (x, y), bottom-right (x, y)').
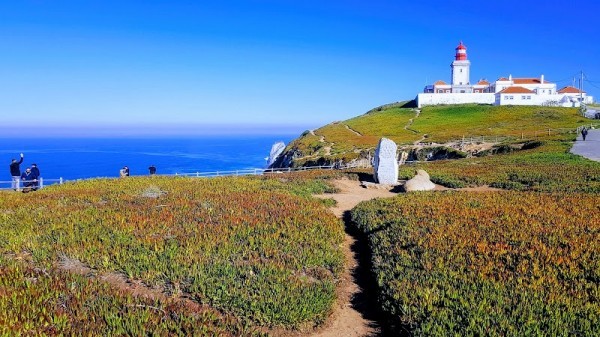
top-left (9, 153), bottom-right (24, 191)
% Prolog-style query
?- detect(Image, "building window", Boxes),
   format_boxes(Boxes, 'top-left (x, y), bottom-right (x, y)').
top-left (460, 69), bottom-right (463, 73)
top-left (504, 96), bottom-right (508, 100)
top-left (522, 95), bottom-right (526, 99)
top-left (446, 90), bottom-right (450, 93)
top-left (527, 96), bottom-right (531, 99)
top-left (460, 90), bottom-right (465, 93)
top-left (509, 96), bottom-right (514, 100)
top-left (438, 90), bottom-right (443, 93)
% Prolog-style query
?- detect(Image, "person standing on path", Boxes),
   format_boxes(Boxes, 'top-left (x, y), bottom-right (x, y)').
top-left (148, 165), bottom-right (156, 175)
top-left (9, 153), bottom-right (24, 191)
top-left (582, 127), bottom-right (588, 141)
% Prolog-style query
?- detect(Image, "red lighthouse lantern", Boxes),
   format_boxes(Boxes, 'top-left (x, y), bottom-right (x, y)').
top-left (455, 41), bottom-right (467, 61)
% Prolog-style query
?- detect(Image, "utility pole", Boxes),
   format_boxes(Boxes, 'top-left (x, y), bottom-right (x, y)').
top-left (580, 70), bottom-right (584, 103)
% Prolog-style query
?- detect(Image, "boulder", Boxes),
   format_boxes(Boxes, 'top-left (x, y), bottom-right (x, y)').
top-left (267, 141), bottom-right (286, 167)
top-left (373, 138), bottom-right (399, 185)
top-left (404, 169), bottom-right (436, 192)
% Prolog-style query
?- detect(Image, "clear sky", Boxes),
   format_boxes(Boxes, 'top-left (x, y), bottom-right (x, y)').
top-left (1, 0), bottom-right (598, 136)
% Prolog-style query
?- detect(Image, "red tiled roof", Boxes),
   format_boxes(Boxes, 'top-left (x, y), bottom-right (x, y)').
top-left (558, 86), bottom-right (585, 94)
top-left (433, 80), bottom-right (448, 85)
top-left (513, 78), bottom-right (552, 84)
top-left (476, 79), bottom-right (490, 85)
top-left (498, 86), bottom-right (535, 94)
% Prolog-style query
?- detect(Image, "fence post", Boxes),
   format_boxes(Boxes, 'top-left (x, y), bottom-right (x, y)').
top-left (59, 177), bottom-right (63, 184)
top-left (548, 128), bottom-right (551, 136)
top-left (521, 132), bottom-right (524, 140)
top-left (39, 177), bottom-right (44, 189)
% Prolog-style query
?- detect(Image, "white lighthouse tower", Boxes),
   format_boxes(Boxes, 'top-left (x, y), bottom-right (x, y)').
top-left (451, 41), bottom-right (471, 93)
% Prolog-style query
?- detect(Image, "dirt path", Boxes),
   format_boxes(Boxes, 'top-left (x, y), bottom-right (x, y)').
top-left (310, 178), bottom-right (502, 337)
top-left (312, 179), bottom-right (399, 337)
top-left (344, 124), bottom-right (363, 137)
top-left (404, 109), bottom-right (421, 133)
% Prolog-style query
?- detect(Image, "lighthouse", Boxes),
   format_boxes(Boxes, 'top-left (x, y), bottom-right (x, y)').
top-left (451, 41), bottom-right (471, 92)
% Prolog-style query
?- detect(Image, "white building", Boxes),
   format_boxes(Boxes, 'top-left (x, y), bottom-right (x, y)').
top-left (416, 42), bottom-right (594, 108)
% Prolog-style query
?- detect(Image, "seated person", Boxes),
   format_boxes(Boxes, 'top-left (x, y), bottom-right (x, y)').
top-left (20, 167), bottom-right (37, 192)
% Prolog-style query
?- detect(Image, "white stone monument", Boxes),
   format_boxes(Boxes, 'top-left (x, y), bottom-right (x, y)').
top-left (373, 138), bottom-right (398, 185)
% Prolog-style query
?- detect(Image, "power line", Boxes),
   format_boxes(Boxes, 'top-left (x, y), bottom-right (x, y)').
top-left (583, 73), bottom-right (600, 83)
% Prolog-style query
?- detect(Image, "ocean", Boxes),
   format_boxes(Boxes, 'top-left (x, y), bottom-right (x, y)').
top-left (1, 135), bottom-right (294, 184)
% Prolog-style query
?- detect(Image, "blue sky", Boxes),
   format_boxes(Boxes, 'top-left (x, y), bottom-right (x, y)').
top-left (1, 0), bottom-right (598, 136)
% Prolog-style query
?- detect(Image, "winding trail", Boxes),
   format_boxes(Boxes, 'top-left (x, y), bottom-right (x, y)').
top-left (345, 124), bottom-right (363, 137)
top-left (312, 179), bottom-right (399, 337)
top-left (403, 109), bottom-right (421, 134)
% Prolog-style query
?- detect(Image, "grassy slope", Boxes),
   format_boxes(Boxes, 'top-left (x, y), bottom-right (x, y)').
top-left (411, 105), bottom-right (585, 143)
top-left (284, 103), bottom-right (589, 166)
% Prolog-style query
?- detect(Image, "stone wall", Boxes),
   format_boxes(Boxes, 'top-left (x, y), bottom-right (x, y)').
top-left (416, 93), bottom-right (495, 108)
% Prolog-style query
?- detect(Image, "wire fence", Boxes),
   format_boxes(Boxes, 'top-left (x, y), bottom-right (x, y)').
top-left (0, 178), bottom-right (65, 191)
top-left (0, 162), bottom-right (373, 191)
top-left (2, 123), bottom-right (597, 191)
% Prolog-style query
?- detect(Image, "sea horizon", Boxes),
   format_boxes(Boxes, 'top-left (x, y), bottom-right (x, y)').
top-left (1, 134), bottom-right (297, 184)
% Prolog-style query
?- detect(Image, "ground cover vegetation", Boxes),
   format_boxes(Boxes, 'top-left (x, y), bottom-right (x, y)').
top-left (0, 175), bottom-right (345, 335)
top-left (400, 140), bottom-right (600, 193)
top-left (351, 192), bottom-right (600, 336)
top-left (279, 103), bottom-right (590, 167)
top-left (0, 255), bottom-right (247, 336)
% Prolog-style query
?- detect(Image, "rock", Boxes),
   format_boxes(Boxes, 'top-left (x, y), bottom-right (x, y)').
top-left (140, 185), bottom-right (167, 198)
top-left (361, 181), bottom-right (399, 189)
top-left (373, 138), bottom-right (399, 185)
top-left (267, 141), bottom-right (286, 167)
top-left (404, 169), bottom-right (436, 192)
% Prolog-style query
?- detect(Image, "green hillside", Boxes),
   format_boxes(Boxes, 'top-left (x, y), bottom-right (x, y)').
top-left (276, 102), bottom-right (589, 167)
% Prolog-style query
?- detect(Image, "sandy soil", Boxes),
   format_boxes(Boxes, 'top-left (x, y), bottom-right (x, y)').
top-left (311, 178), bottom-right (399, 337)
